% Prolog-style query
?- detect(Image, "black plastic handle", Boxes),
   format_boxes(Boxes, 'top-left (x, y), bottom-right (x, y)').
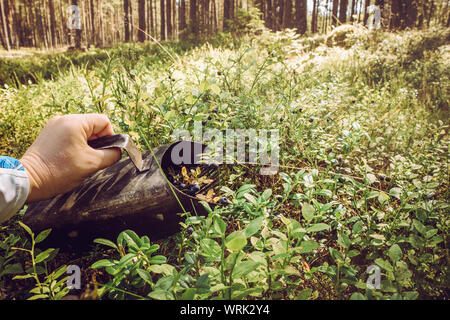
top-left (87, 134), bottom-right (127, 149)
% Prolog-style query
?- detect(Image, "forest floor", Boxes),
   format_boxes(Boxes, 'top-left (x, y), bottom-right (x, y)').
top-left (0, 26), bottom-right (449, 300)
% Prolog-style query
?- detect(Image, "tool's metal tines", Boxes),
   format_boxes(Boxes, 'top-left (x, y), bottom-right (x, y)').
top-left (88, 134), bottom-right (148, 172)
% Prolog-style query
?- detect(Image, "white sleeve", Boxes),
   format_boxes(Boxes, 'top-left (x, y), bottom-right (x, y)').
top-left (0, 168), bottom-right (30, 223)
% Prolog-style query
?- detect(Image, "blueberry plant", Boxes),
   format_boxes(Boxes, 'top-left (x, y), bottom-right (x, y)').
top-left (0, 26), bottom-right (448, 300)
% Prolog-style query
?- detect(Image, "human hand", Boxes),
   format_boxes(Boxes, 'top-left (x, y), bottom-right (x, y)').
top-left (20, 114), bottom-right (121, 202)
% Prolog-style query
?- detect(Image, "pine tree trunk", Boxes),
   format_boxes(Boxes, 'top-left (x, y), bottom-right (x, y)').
top-left (312, 0), bottom-right (318, 33)
top-left (99, 0), bottom-right (104, 46)
top-left (190, 0), bottom-right (198, 35)
top-left (363, 0), bottom-right (369, 26)
top-left (339, 0), bottom-right (348, 24)
top-left (89, 0), bottom-right (95, 45)
top-left (0, 0), bottom-right (10, 50)
top-left (295, 0), bottom-right (307, 34)
top-left (48, 0), bottom-right (57, 47)
top-left (149, 0), bottom-right (154, 37)
top-left (224, 0), bottom-right (231, 31)
top-left (179, 0), bottom-right (186, 31)
top-left (138, 0), bottom-right (146, 41)
top-left (332, 0), bottom-right (338, 26)
top-left (71, 0), bottom-right (81, 49)
top-left (124, 0), bottom-right (130, 41)
top-left (350, 0), bottom-right (356, 22)
top-left (161, 0), bottom-right (166, 40)
top-left (166, 0), bottom-right (172, 39)
top-left (283, 0), bottom-right (293, 28)
top-left (405, 0), bottom-right (418, 29)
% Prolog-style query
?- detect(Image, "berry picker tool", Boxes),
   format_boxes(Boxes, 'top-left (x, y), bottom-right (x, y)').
top-left (23, 135), bottom-right (219, 252)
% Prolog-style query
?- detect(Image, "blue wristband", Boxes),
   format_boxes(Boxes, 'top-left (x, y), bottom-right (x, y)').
top-left (0, 156), bottom-right (25, 171)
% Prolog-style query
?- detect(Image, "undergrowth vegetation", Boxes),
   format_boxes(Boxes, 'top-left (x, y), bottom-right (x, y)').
top-left (0, 26), bottom-right (449, 300)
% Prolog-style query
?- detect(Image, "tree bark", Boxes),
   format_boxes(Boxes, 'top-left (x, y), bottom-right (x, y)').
top-left (124, 0), bottom-right (130, 41)
top-left (166, 0), bottom-right (172, 39)
top-left (190, 0), bottom-right (198, 35)
top-left (48, 0), bottom-right (57, 47)
top-left (332, 0), bottom-right (339, 26)
top-left (138, 0), bottom-right (146, 41)
top-left (71, 0), bottom-right (81, 49)
top-left (224, 0), bottom-right (232, 31)
top-left (161, 0), bottom-right (166, 40)
top-left (312, 0), bottom-right (318, 33)
top-left (295, 0), bottom-right (307, 33)
top-left (0, 0), bottom-right (10, 50)
top-left (283, 0), bottom-right (293, 28)
top-left (339, 0), bottom-right (348, 24)
top-left (179, 0), bottom-right (186, 31)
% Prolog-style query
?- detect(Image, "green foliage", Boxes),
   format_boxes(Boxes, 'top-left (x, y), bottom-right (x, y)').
top-left (10, 223), bottom-right (70, 300)
top-left (0, 26), bottom-right (448, 300)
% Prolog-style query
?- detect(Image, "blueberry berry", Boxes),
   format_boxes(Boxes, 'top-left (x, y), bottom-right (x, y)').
top-left (309, 117), bottom-right (314, 123)
top-left (179, 183), bottom-right (187, 190)
top-left (186, 227), bottom-right (194, 235)
top-left (188, 184), bottom-right (200, 195)
top-left (219, 197), bottom-right (229, 205)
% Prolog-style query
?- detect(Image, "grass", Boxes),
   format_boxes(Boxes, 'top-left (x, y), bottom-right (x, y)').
top-left (0, 26), bottom-right (449, 300)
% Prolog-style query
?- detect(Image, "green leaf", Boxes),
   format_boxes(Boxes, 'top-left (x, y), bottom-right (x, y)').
top-left (412, 219), bottom-right (427, 236)
top-left (352, 221), bottom-right (364, 234)
top-left (148, 289), bottom-right (173, 300)
top-left (199, 238), bottom-right (221, 260)
top-left (136, 269), bottom-right (153, 284)
top-left (13, 274), bottom-right (34, 280)
top-left (259, 189), bottom-right (271, 203)
top-left (337, 233), bottom-right (352, 248)
top-left (181, 288), bottom-right (196, 300)
top-left (35, 248), bottom-right (55, 264)
top-left (296, 288), bottom-right (313, 300)
top-left (298, 240), bottom-right (318, 253)
top-left (149, 255), bottom-right (167, 265)
top-left (2, 263), bottom-right (23, 275)
top-left (302, 203), bottom-right (315, 222)
top-left (232, 261), bottom-right (261, 279)
top-left (164, 110), bottom-right (176, 121)
top-left (91, 259), bottom-right (116, 269)
top-left (210, 84), bottom-right (221, 95)
top-left (307, 223), bottom-right (330, 233)
top-left (195, 273), bottom-right (210, 290)
top-left (375, 258), bottom-right (393, 272)
top-left (225, 231), bottom-right (247, 252)
top-left (120, 230), bottom-right (141, 251)
top-left (35, 229), bottom-right (52, 244)
top-left (389, 187), bottom-right (402, 200)
top-left (245, 217), bottom-right (263, 237)
top-left (378, 191), bottom-right (390, 204)
top-left (388, 244), bottom-right (402, 263)
top-left (350, 292), bottom-right (367, 300)
top-left (213, 217), bottom-right (226, 236)
top-left (93, 238), bottom-right (118, 250)
top-left (18, 222), bottom-right (33, 237)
